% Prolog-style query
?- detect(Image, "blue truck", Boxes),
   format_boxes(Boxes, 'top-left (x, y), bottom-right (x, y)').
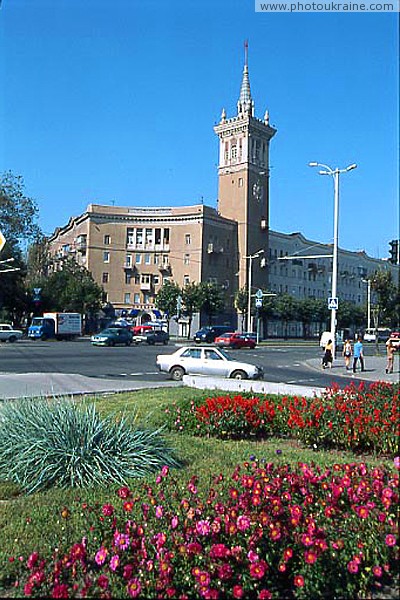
top-left (28, 312), bottom-right (82, 341)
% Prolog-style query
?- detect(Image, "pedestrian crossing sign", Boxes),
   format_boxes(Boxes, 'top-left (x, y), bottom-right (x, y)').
top-left (328, 297), bottom-right (339, 310)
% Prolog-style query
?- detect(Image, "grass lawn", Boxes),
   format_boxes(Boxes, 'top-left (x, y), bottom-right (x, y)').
top-left (0, 385), bottom-right (397, 598)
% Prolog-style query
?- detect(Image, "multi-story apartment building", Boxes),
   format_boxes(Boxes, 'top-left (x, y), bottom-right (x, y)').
top-left (48, 49), bottom-right (398, 335)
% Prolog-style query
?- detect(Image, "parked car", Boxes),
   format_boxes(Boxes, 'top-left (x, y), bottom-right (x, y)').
top-left (130, 324), bottom-right (155, 335)
top-left (0, 323), bottom-right (24, 343)
top-left (193, 325), bottom-right (232, 343)
top-left (134, 330), bottom-right (169, 345)
top-left (156, 345), bottom-right (264, 381)
top-left (214, 332), bottom-right (256, 349)
top-left (91, 327), bottom-right (133, 346)
top-left (363, 328), bottom-right (391, 343)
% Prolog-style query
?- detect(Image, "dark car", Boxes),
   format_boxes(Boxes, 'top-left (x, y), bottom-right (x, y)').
top-left (134, 329), bottom-right (169, 345)
top-left (91, 327), bottom-right (133, 347)
top-left (193, 325), bottom-right (232, 343)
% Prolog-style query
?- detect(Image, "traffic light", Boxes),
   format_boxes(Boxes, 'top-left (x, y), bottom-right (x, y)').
top-left (389, 239), bottom-right (399, 264)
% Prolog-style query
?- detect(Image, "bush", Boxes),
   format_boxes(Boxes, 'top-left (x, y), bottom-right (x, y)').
top-left (0, 397), bottom-right (180, 493)
top-left (165, 382), bottom-right (399, 455)
top-left (6, 461), bottom-right (399, 599)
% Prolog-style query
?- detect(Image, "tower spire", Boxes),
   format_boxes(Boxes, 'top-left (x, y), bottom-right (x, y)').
top-left (237, 40), bottom-right (254, 117)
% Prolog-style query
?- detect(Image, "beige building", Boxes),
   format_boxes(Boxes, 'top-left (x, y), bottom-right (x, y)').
top-left (48, 50), bottom-right (397, 335)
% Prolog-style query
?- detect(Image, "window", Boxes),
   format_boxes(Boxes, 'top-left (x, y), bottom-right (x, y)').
top-left (141, 274), bottom-right (151, 285)
top-left (144, 253), bottom-right (151, 265)
top-left (103, 251), bottom-right (110, 263)
top-left (124, 293), bottom-right (131, 304)
top-left (104, 235), bottom-right (111, 245)
top-left (134, 274), bottom-right (140, 284)
top-left (238, 177), bottom-right (243, 187)
top-left (154, 254), bottom-right (159, 265)
top-left (102, 272), bottom-right (109, 284)
top-left (182, 348), bottom-right (201, 359)
top-left (134, 293), bottom-right (140, 304)
top-left (135, 254), bottom-right (141, 264)
top-left (155, 228), bottom-right (162, 245)
top-left (185, 233), bottom-right (191, 245)
top-left (145, 228), bottom-right (153, 246)
top-left (184, 254), bottom-right (190, 265)
top-left (153, 275), bottom-right (160, 285)
top-left (183, 275), bottom-right (190, 286)
top-left (205, 349), bottom-right (222, 361)
top-left (143, 293), bottom-right (150, 304)
top-left (127, 228), bottom-right (134, 245)
top-left (136, 228), bottom-right (143, 246)
top-left (125, 272), bottom-right (132, 284)
top-left (163, 228), bottom-right (170, 244)
top-left (125, 255), bottom-right (132, 267)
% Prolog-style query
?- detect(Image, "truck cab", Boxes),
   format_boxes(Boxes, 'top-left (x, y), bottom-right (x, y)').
top-left (28, 317), bottom-right (56, 340)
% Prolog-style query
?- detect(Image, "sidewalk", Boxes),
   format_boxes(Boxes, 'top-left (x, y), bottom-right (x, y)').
top-left (306, 354), bottom-right (399, 384)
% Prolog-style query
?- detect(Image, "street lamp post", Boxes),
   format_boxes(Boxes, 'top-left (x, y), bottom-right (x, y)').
top-left (362, 278), bottom-right (371, 330)
top-left (309, 161), bottom-right (357, 359)
top-left (245, 249), bottom-right (264, 333)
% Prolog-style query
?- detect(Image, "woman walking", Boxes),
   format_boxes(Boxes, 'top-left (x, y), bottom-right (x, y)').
top-left (342, 339), bottom-right (352, 371)
top-left (322, 339), bottom-right (333, 369)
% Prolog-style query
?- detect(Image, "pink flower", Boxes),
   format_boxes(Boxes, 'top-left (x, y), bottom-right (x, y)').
top-left (196, 520), bottom-right (211, 536)
top-left (210, 544), bottom-right (230, 559)
top-left (102, 503), bottom-right (114, 516)
top-left (247, 550), bottom-right (259, 563)
top-left (27, 552), bottom-right (39, 570)
top-left (127, 578), bottom-right (141, 598)
top-left (110, 555), bottom-right (120, 572)
top-left (394, 456), bottom-right (400, 470)
top-left (97, 575), bottom-right (109, 589)
top-left (52, 584), bottom-right (69, 598)
top-left (304, 550), bottom-right (317, 564)
top-left (373, 566), bottom-right (383, 578)
top-left (114, 532), bottom-right (130, 551)
top-left (258, 590), bottom-right (272, 600)
top-left (347, 560), bottom-right (359, 574)
top-left (155, 505), bottom-right (164, 519)
top-left (249, 560), bottom-right (268, 579)
top-left (161, 465), bottom-right (169, 477)
top-left (171, 515), bottom-right (179, 529)
top-left (385, 534), bottom-right (396, 547)
top-left (237, 515), bottom-right (251, 531)
top-left (117, 486), bottom-right (131, 499)
top-left (233, 585), bottom-right (244, 598)
top-left (95, 547), bottom-right (108, 566)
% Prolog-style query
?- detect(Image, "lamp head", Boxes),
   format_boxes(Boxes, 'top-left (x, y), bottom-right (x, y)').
top-left (308, 162), bottom-right (318, 167)
top-left (346, 163), bottom-right (357, 171)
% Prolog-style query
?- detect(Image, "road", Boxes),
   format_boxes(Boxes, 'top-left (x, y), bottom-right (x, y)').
top-left (0, 337), bottom-right (378, 388)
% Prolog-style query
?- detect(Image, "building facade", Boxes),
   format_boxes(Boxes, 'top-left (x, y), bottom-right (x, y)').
top-left (48, 51), bottom-right (398, 335)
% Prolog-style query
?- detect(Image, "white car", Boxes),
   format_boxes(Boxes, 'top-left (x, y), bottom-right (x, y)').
top-left (0, 323), bottom-right (24, 343)
top-left (156, 345), bottom-right (264, 381)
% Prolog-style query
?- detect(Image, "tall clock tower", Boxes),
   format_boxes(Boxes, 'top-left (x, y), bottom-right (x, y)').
top-left (214, 44), bottom-right (276, 292)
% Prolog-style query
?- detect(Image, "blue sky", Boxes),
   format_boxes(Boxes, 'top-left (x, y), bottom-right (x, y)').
top-left (1, 1), bottom-right (398, 259)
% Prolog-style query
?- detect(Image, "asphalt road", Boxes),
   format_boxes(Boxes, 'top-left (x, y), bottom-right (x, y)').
top-left (0, 337), bottom-right (375, 388)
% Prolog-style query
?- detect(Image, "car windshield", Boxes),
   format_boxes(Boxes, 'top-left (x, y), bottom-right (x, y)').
top-left (100, 328), bottom-right (115, 334)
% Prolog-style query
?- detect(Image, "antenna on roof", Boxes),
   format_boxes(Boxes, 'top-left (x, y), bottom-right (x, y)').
top-left (244, 39), bottom-right (248, 66)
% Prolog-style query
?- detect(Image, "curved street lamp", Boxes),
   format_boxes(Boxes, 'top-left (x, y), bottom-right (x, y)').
top-left (244, 249), bottom-right (264, 333)
top-left (308, 162), bottom-right (357, 359)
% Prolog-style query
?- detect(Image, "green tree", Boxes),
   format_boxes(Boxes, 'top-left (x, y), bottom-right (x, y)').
top-left (297, 298), bottom-right (320, 339)
top-left (234, 287), bottom-right (248, 330)
top-left (181, 282), bottom-right (203, 339)
top-left (0, 172), bottom-right (42, 323)
top-left (155, 280), bottom-right (181, 332)
top-left (199, 282), bottom-right (224, 325)
top-left (370, 270), bottom-right (399, 328)
top-left (274, 293), bottom-right (298, 339)
top-left (41, 258), bottom-right (103, 317)
top-left (337, 300), bottom-right (364, 332)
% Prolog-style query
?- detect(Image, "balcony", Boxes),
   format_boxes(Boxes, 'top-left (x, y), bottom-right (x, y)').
top-left (159, 264), bottom-right (172, 274)
top-left (75, 236), bottom-right (87, 252)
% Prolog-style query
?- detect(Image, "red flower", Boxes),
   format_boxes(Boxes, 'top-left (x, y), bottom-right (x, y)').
top-left (102, 503), bottom-right (114, 516)
top-left (249, 560), bottom-right (268, 579)
top-left (294, 575), bottom-right (305, 588)
top-left (385, 534), bottom-right (396, 547)
top-left (233, 585), bottom-right (244, 598)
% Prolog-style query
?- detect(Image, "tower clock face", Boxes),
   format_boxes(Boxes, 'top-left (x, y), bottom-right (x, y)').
top-left (252, 182), bottom-right (264, 202)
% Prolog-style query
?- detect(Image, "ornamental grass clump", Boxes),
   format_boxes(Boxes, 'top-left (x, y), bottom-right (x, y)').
top-left (0, 397), bottom-right (180, 494)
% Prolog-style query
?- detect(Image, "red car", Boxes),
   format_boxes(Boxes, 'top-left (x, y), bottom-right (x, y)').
top-left (214, 332), bottom-right (256, 349)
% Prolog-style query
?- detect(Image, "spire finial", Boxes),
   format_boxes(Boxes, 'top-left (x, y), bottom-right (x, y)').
top-left (237, 40), bottom-right (253, 117)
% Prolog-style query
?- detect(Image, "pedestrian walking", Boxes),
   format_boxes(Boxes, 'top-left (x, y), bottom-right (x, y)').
top-left (385, 338), bottom-right (395, 374)
top-left (342, 339), bottom-right (352, 370)
top-left (322, 339), bottom-right (333, 369)
top-left (352, 336), bottom-right (365, 373)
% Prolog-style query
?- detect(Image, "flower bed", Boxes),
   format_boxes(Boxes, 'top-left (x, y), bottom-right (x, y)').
top-left (7, 461), bottom-right (398, 599)
top-left (165, 382), bottom-right (399, 455)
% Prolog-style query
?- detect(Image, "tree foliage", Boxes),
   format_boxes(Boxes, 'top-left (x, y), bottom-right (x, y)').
top-left (234, 287), bottom-right (248, 330)
top-left (199, 282), bottom-right (225, 325)
top-left (181, 282), bottom-right (203, 339)
top-left (155, 280), bottom-right (181, 331)
top-left (370, 270), bottom-right (399, 328)
top-left (0, 171), bottom-right (41, 249)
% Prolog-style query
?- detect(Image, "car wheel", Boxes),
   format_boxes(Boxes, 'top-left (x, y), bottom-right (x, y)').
top-left (126, 340), bottom-right (131, 346)
top-left (41, 334), bottom-right (48, 341)
top-left (170, 366), bottom-right (185, 381)
top-left (231, 370), bottom-right (247, 380)
top-left (148, 340), bottom-right (155, 345)
top-left (8, 335), bottom-right (17, 343)
top-left (163, 340), bottom-right (168, 345)
top-left (108, 340), bottom-right (115, 347)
